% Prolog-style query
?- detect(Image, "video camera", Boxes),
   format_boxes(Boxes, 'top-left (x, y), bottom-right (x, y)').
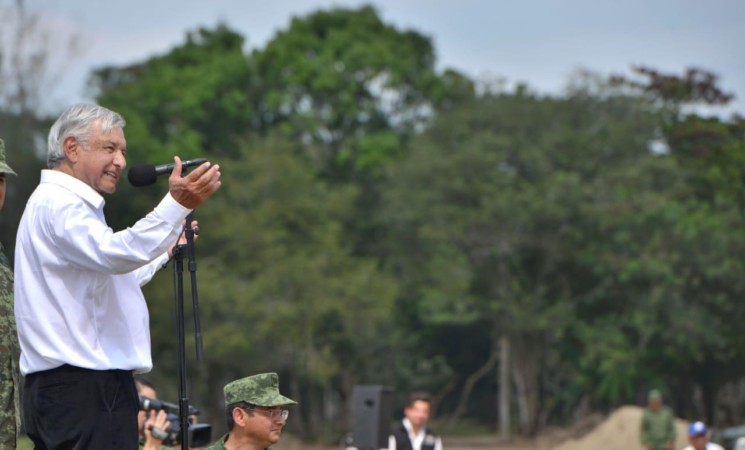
top-left (139, 396), bottom-right (212, 447)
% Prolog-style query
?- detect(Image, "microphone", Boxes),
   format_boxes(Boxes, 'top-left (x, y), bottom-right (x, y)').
top-left (127, 158), bottom-right (209, 187)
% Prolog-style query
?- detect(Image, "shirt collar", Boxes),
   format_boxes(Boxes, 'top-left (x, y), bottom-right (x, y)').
top-left (41, 169), bottom-right (105, 209)
top-left (403, 417), bottom-right (422, 437)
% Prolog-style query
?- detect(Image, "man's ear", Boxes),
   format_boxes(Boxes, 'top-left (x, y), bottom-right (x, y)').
top-left (63, 136), bottom-right (80, 163)
top-left (233, 407), bottom-right (247, 426)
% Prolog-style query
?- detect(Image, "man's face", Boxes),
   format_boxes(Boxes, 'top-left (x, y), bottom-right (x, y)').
top-left (649, 398), bottom-right (662, 412)
top-left (404, 400), bottom-right (431, 429)
top-left (242, 406), bottom-right (288, 447)
top-left (137, 385), bottom-right (157, 434)
top-left (69, 121), bottom-right (127, 194)
top-left (689, 434), bottom-right (707, 450)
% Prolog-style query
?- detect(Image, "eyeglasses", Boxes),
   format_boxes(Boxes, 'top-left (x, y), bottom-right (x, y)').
top-left (243, 406), bottom-right (289, 421)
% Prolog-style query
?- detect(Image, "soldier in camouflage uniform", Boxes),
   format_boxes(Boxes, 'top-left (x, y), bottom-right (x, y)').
top-left (0, 138), bottom-right (19, 449)
top-left (206, 373), bottom-right (297, 450)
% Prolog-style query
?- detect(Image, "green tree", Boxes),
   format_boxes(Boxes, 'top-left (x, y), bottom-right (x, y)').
top-left (607, 66), bottom-right (745, 422)
top-left (252, 5), bottom-right (470, 178)
top-left (382, 78), bottom-right (669, 433)
top-left (91, 24), bottom-right (255, 164)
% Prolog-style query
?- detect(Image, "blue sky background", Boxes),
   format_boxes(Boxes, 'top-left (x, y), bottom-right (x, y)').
top-left (27, 0), bottom-right (745, 116)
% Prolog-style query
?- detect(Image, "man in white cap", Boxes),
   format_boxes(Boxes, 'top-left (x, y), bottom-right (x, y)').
top-left (682, 421), bottom-right (724, 450)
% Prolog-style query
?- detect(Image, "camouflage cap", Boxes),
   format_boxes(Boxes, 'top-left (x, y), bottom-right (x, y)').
top-left (224, 373), bottom-right (298, 407)
top-left (0, 140), bottom-right (16, 176)
top-left (648, 389), bottom-right (662, 400)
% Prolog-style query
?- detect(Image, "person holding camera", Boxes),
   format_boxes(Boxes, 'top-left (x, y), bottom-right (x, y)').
top-left (206, 373), bottom-right (297, 450)
top-left (136, 377), bottom-right (173, 450)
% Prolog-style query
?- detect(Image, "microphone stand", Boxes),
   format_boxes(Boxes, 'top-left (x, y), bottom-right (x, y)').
top-left (128, 159), bottom-right (210, 449)
top-left (171, 209), bottom-right (205, 450)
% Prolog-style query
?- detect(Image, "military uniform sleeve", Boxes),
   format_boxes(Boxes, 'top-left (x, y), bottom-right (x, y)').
top-left (640, 410), bottom-right (651, 444)
top-left (665, 408), bottom-right (676, 443)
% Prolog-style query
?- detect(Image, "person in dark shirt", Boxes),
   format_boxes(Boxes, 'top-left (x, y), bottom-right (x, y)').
top-left (389, 392), bottom-right (442, 450)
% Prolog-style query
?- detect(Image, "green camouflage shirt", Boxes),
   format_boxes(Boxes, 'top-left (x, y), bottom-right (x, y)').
top-left (0, 244), bottom-right (18, 356)
top-left (0, 242), bottom-right (20, 448)
top-left (204, 434), bottom-right (271, 450)
top-left (640, 405), bottom-right (676, 450)
top-left (204, 434), bottom-right (229, 450)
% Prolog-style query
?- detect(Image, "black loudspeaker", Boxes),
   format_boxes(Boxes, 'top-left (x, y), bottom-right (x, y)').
top-left (351, 385), bottom-right (393, 450)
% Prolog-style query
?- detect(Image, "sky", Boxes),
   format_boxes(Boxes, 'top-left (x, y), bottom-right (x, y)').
top-left (16, 0), bottom-right (745, 116)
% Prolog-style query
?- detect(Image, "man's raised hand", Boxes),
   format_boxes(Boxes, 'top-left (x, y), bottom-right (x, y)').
top-left (169, 156), bottom-right (221, 209)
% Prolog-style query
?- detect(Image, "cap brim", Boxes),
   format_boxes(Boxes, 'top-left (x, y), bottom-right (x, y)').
top-left (258, 394), bottom-right (298, 407)
top-left (0, 164), bottom-right (17, 175)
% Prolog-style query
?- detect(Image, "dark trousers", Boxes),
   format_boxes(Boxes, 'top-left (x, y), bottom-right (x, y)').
top-left (23, 364), bottom-right (139, 450)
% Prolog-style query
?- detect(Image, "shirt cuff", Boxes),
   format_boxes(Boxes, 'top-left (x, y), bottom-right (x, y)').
top-left (154, 193), bottom-right (192, 224)
top-left (154, 252), bottom-right (170, 270)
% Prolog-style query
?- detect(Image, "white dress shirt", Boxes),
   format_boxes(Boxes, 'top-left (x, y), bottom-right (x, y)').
top-left (388, 418), bottom-right (443, 450)
top-left (735, 437), bottom-right (745, 450)
top-left (682, 444), bottom-right (725, 450)
top-left (14, 170), bottom-right (190, 375)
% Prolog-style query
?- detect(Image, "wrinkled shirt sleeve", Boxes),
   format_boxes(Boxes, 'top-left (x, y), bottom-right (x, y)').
top-left (51, 193), bottom-right (189, 274)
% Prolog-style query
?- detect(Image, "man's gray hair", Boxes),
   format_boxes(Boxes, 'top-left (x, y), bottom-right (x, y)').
top-left (47, 103), bottom-right (126, 168)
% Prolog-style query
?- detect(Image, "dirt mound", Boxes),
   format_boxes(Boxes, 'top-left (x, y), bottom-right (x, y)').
top-left (551, 405), bottom-right (689, 450)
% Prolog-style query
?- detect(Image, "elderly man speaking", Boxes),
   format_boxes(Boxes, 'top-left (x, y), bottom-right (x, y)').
top-left (14, 103), bottom-right (221, 449)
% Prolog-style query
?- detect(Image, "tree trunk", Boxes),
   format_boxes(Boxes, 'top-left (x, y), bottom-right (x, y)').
top-left (499, 335), bottom-right (511, 441)
top-left (432, 376), bottom-right (457, 418)
top-left (446, 338), bottom-right (499, 429)
top-left (512, 364), bottom-right (530, 433)
top-left (511, 336), bottom-right (542, 436)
